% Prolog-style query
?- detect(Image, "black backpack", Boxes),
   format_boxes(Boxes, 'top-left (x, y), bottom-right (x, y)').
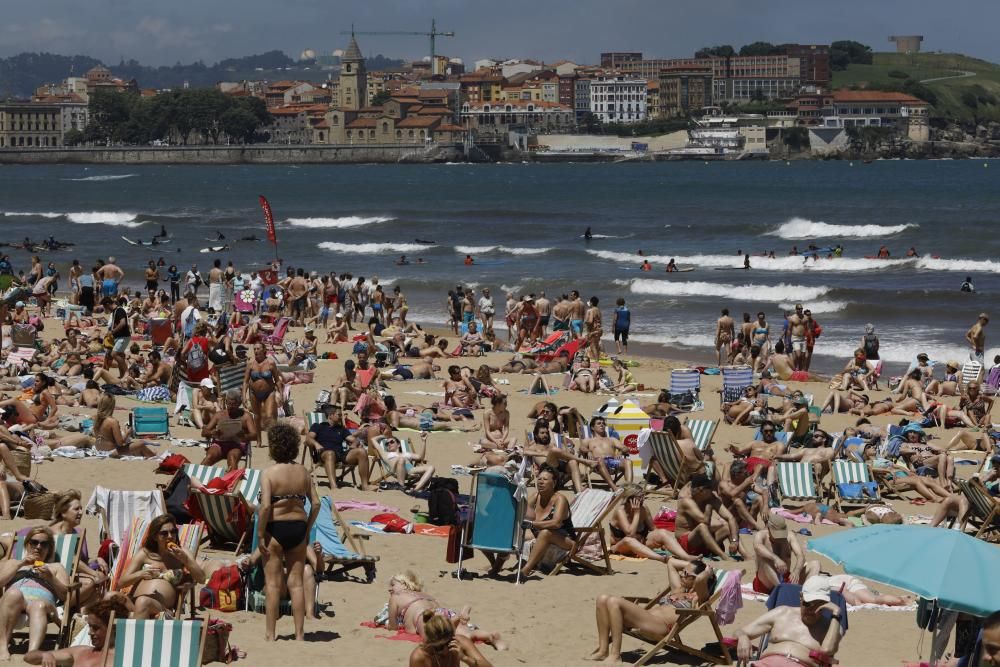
top-left (427, 477), bottom-right (459, 526)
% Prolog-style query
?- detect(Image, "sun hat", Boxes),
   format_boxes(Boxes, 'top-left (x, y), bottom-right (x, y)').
top-left (766, 514), bottom-right (788, 539)
top-left (802, 575), bottom-right (831, 603)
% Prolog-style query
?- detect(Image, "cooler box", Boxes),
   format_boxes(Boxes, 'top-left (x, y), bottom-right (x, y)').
top-left (604, 399), bottom-right (650, 473)
top-left (131, 407), bottom-right (170, 438)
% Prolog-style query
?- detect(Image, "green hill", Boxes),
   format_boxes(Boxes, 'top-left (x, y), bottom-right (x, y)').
top-left (832, 52), bottom-right (1000, 124)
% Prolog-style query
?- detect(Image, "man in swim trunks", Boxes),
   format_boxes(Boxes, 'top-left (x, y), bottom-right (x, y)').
top-left (579, 416), bottom-right (631, 488)
top-left (752, 515), bottom-right (819, 594)
top-left (535, 292), bottom-right (551, 337)
top-left (727, 420), bottom-right (785, 488)
top-left (96, 257), bottom-right (124, 299)
top-left (719, 459), bottom-right (769, 530)
top-left (200, 389), bottom-right (256, 471)
top-left (787, 304), bottom-right (807, 371)
top-left (736, 575), bottom-right (844, 667)
top-left (966, 312), bottom-right (989, 365)
top-left (305, 405), bottom-right (372, 491)
top-left (287, 269), bottom-right (309, 325)
top-left (765, 341), bottom-right (824, 383)
top-left (674, 473), bottom-right (741, 560)
top-left (551, 295), bottom-right (570, 332)
top-left (715, 308), bottom-right (735, 366)
top-left (568, 290), bottom-right (585, 339)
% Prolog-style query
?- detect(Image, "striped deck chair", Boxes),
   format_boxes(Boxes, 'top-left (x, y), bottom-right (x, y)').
top-left (369, 435), bottom-right (415, 485)
top-left (215, 361), bottom-right (247, 396)
top-left (753, 429), bottom-right (791, 445)
top-left (831, 460), bottom-right (881, 510)
top-left (548, 487), bottom-right (624, 576)
top-left (300, 411), bottom-right (358, 487)
top-left (3, 345), bottom-right (37, 373)
top-left (640, 430), bottom-right (688, 496)
top-left (720, 365), bottom-right (753, 405)
top-left (457, 468), bottom-right (527, 584)
top-left (186, 464), bottom-right (261, 552)
top-left (957, 478), bottom-right (1000, 540)
top-left (102, 614), bottom-right (206, 667)
top-left (625, 568), bottom-right (743, 666)
top-left (685, 418), bottom-right (718, 452)
top-left (85, 487), bottom-right (166, 546)
top-left (670, 368), bottom-right (701, 399)
top-left (775, 462), bottom-right (821, 507)
top-left (962, 360), bottom-right (984, 390)
top-left (10, 532), bottom-right (82, 646)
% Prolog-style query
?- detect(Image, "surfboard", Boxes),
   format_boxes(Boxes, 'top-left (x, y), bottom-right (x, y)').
top-left (199, 246), bottom-right (229, 253)
top-left (122, 236), bottom-right (171, 247)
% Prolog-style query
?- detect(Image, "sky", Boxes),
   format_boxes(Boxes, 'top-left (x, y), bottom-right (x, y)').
top-left (3, 0), bottom-right (999, 66)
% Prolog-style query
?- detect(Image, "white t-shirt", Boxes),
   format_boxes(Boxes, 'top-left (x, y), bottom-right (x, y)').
top-left (478, 296), bottom-right (495, 315)
top-left (186, 270), bottom-right (200, 287)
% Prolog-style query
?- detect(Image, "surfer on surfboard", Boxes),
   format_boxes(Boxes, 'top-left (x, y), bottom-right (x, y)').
top-left (584, 226), bottom-right (593, 241)
top-left (744, 253), bottom-right (751, 270)
top-left (665, 259), bottom-right (677, 273)
top-left (153, 225), bottom-right (168, 239)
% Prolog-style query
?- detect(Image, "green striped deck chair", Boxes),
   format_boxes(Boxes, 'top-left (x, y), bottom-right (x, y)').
top-left (186, 464), bottom-right (261, 553)
top-left (11, 531), bottom-right (82, 646)
top-left (104, 614), bottom-right (206, 667)
top-left (643, 430), bottom-right (687, 496)
top-left (215, 361), bottom-right (247, 396)
top-left (831, 460), bottom-right (880, 509)
top-left (370, 435), bottom-right (415, 485)
top-left (957, 478), bottom-right (1000, 540)
top-left (685, 418), bottom-right (718, 452)
top-left (775, 462), bottom-right (820, 507)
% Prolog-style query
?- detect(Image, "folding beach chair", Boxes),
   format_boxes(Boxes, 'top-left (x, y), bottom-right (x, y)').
top-left (369, 435), bottom-right (415, 485)
top-left (548, 487), bottom-right (623, 576)
top-left (685, 417), bottom-right (718, 452)
top-left (234, 289), bottom-right (256, 314)
top-left (956, 478), bottom-right (1000, 540)
top-left (720, 366), bottom-right (753, 405)
top-left (831, 460), bottom-right (881, 510)
top-left (755, 583), bottom-right (847, 660)
top-left (456, 469), bottom-right (527, 584)
top-left (670, 368), bottom-right (701, 400)
top-left (625, 568), bottom-right (743, 666)
top-left (640, 430), bottom-right (688, 496)
top-left (85, 487), bottom-right (166, 546)
top-left (984, 365), bottom-right (1000, 396)
top-left (775, 461), bottom-right (821, 508)
top-left (10, 323), bottom-right (37, 349)
top-left (961, 360), bottom-right (984, 390)
top-left (9, 531), bottom-right (82, 647)
top-left (130, 407), bottom-right (170, 438)
top-left (300, 411), bottom-right (359, 487)
top-left (185, 464), bottom-right (261, 552)
top-left (313, 495), bottom-right (378, 580)
top-left (149, 318), bottom-right (172, 348)
top-left (102, 614), bottom-right (207, 667)
top-left (214, 361), bottom-right (247, 396)
top-left (261, 317), bottom-right (291, 353)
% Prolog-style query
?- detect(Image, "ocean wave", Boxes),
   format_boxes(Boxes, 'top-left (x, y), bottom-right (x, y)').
top-left (2, 211), bottom-right (62, 219)
top-left (815, 341), bottom-right (1000, 365)
top-left (318, 241), bottom-right (425, 254)
top-left (286, 216), bottom-right (393, 229)
top-left (66, 212), bottom-right (143, 227)
top-left (767, 217), bottom-right (917, 239)
top-left (455, 245), bottom-right (551, 256)
top-left (778, 300), bottom-right (848, 314)
top-left (628, 279), bottom-right (831, 302)
top-left (915, 257), bottom-right (1000, 274)
top-left (62, 174), bottom-right (138, 182)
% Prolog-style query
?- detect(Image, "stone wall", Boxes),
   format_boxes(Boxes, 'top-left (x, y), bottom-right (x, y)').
top-left (0, 143), bottom-right (466, 164)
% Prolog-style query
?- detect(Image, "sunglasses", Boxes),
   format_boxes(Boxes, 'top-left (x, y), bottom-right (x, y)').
top-left (28, 538), bottom-right (51, 549)
top-left (158, 528), bottom-right (179, 537)
top-left (762, 429), bottom-right (776, 434)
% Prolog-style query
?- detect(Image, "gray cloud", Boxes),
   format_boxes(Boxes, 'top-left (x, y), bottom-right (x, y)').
top-left (2, 0), bottom-right (998, 66)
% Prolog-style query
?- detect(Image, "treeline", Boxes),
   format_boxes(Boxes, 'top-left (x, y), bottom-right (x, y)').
top-left (72, 88), bottom-right (273, 146)
top-left (693, 41), bottom-right (873, 71)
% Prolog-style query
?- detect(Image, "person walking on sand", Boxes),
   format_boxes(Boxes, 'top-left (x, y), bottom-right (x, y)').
top-left (612, 297), bottom-right (631, 356)
top-left (967, 312), bottom-right (989, 364)
top-left (715, 308), bottom-right (734, 366)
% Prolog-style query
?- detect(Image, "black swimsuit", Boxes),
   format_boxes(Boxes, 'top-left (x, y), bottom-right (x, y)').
top-left (266, 494), bottom-right (309, 550)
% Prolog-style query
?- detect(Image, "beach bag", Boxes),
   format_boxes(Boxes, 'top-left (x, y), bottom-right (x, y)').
top-left (103, 333), bottom-right (115, 350)
top-left (201, 618), bottom-right (234, 664)
top-left (673, 390), bottom-right (696, 409)
top-left (164, 471), bottom-right (193, 524)
top-left (157, 454), bottom-right (191, 475)
top-left (186, 341), bottom-right (207, 372)
top-left (352, 341), bottom-right (367, 354)
top-left (200, 565), bottom-right (243, 613)
top-left (445, 525), bottom-right (461, 564)
top-left (370, 513), bottom-right (413, 533)
top-left (427, 477), bottom-right (460, 526)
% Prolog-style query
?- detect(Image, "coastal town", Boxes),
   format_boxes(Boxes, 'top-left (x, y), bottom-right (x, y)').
top-left (2, 32), bottom-right (997, 162)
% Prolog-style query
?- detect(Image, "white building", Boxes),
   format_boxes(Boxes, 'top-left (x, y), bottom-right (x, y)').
top-left (589, 78), bottom-right (647, 124)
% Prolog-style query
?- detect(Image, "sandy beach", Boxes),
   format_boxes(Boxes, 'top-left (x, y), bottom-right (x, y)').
top-left (3, 316), bottom-right (982, 667)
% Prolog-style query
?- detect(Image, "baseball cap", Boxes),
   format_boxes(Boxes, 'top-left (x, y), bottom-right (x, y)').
top-left (199, 378), bottom-right (215, 389)
top-left (801, 575), bottom-right (831, 603)
top-left (766, 514), bottom-right (788, 538)
top-left (335, 313), bottom-right (344, 319)
top-left (14, 301), bottom-right (24, 308)
top-left (916, 352), bottom-right (929, 361)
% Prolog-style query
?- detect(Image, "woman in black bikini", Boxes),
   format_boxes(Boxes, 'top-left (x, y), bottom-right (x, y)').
top-left (257, 423), bottom-right (319, 642)
top-left (244, 343), bottom-right (281, 448)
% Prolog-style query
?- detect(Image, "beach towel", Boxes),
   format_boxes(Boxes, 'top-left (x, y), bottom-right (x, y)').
top-left (740, 584), bottom-right (917, 612)
top-left (715, 568), bottom-right (744, 625)
top-left (334, 500), bottom-right (399, 513)
top-left (770, 507), bottom-right (837, 526)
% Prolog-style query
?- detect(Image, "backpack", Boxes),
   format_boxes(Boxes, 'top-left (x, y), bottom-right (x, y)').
top-left (427, 477), bottom-right (460, 526)
top-left (186, 340), bottom-right (207, 372)
top-left (199, 565), bottom-right (243, 612)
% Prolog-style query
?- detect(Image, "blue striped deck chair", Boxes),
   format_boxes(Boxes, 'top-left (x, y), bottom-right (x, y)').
top-left (102, 614), bottom-right (206, 667)
top-left (670, 368), bottom-right (701, 399)
top-left (685, 418), bottom-right (718, 452)
top-left (836, 436), bottom-right (868, 463)
top-left (370, 435), bottom-right (415, 485)
top-left (457, 469), bottom-right (527, 584)
top-left (10, 532), bottom-right (82, 646)
top-left (775, 462), bottom-right (820, 507)
top-left (720, 365), bottom-right (754, 405)
top-left (831, 460), bottom-right (880, 510)
top-left (186, 464), bottom-right (261, 553)
top-left (642, 430), bottom-right (687, 496)
top-left (300, 411), bottom-right (358, 486)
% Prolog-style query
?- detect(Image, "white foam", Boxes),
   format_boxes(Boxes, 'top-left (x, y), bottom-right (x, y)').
top-left (318, 241), bottom-right (424, 254)
top-left (455, 246), bottom-right (551, 256)
top-left (62, 174), bottom-right (138, 182)
top-left (286, 216), bottom-right (393, 229)
top-left (2, 211), bottom-right (62, 219)
top-left (778, 300), bottom-right (848, 314)
top-left (66, 212), bottom-right (143, 227)
top-left (628, 279), bottom-right (831, 302)
top-left (768, 217), bottom-right (917, 239)
top-left (915, 256), bottom-right (1000, 275)
top-left (815, 340), bottom-right (1000, 365)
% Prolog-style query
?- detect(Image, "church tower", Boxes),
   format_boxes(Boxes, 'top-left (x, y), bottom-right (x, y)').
top-left (340, 34), bottom-right (367, 111)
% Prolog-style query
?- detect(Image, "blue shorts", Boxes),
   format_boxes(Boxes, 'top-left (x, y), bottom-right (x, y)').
top-left (112, 336), bottom-right (130, 354)
top-left (102, 279), bottom-right (118, 297)
top-left (570, 319), bottom-right (584, 335)
top-left (462, 311), bottom-right (474, 324)
top-left (603, 456), bottom-right (623, 471)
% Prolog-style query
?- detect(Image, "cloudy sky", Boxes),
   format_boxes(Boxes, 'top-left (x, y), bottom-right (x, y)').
top-left (3, 0), bottom-right (998, 66)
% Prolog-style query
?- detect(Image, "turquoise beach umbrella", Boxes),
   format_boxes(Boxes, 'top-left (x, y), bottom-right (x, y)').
top-left (807, 524), bottom-right (1000, 616)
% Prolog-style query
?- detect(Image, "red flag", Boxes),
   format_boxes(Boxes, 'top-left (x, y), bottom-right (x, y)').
top-left (259, 195), bottom-right (277, 245)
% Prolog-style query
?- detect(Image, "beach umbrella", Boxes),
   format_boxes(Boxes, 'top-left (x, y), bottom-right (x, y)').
top-left (807, 524), bottom-right (1000, 616)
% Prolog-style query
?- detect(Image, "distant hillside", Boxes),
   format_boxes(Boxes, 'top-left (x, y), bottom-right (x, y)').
top-left (833, 52), bottom-right (1000, 124)
top-left (0, 51), bottom-right (406, 98)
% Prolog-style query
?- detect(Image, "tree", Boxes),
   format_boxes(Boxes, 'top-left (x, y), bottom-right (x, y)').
top-left (830, 40), bottom-right (873, 71)
top-left (219, 108), bottom-right (261, 143)
top-left (63, 129), bottom-right (84, 146)
top-left (370, 90), bottom-right (393, 106)
top-left (579, 112), bottom-right (601, 134)
top-left (739, 42), bottom-right (780, 56)
top-left (783, 126), bottom-right (809, 151)
top-left (694, 45), bottom-right (735, 59)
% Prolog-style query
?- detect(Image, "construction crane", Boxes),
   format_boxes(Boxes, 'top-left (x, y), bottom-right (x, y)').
top-left (340, 19), bottom-right (455, 72)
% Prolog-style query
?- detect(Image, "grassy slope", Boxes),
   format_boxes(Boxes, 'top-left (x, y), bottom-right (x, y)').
top-left (832, 52), bottom-right (1000, 123)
